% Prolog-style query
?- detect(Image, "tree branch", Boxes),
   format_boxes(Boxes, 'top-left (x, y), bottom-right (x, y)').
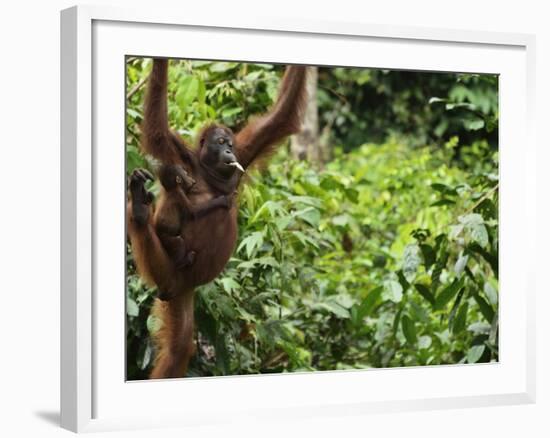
top-left (127, 73), bottom-right (150, 101)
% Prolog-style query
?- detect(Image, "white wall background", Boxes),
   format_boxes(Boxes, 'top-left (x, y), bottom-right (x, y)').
top-left (0, 1), bottom-right (546, 437)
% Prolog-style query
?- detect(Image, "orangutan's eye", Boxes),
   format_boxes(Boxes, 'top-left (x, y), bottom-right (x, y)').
top-left (218, 137), bottom-right (225, 145)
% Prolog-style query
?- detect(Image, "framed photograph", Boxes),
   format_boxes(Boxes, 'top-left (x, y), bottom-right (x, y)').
top-left (61, 5), bottom-right (536, 433)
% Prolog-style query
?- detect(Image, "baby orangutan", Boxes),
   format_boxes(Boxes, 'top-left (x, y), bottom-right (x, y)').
top-left (154, 163), bottom-right (233, 300)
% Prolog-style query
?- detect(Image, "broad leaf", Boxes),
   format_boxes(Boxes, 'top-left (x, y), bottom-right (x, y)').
top-left (418, 335), bottom-right (432, 350)
top-left (237, 231), bottom-right (264, 259)
top-left (467, 345), bottom-right (485, 363)
top-left (401, 315), bottom-right (417, 344)
top-left (454, 253), bottom-right (469, 276)
top-left (220, 277), bottom-right (240, 294)
top-left (383, 275), bottom-right (403, 303)
top-left (435, 278), bottom-right (464, 310)
top-left (452, 302), bottom-right (469, 334)
top-left (355, 287), bottom-right (384, 320)
top-left (402, 243), bottom-right (422, 283)
top-left (459, 213), bottom-right (489, 247)
top-left (414, 283), bottom-right (435, 306)
top-left (127, 297), bottom-right (139, 317)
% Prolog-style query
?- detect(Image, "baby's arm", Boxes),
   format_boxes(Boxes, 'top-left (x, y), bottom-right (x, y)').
top-left (173, 187), bottom-right (232, 220)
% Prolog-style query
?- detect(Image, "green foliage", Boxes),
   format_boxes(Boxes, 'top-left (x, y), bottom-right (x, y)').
top-left (126, 58), bottom-right (498, 379)
top-left (318, 68), bottom-right (498, 151)
top-left (126, 244), bottom-right (157, 379)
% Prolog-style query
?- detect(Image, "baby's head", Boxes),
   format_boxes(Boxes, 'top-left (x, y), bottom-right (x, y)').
top-left (158, 164), bottom-right (195, 191)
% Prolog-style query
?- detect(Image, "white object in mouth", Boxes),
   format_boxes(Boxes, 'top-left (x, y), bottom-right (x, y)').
top-left (226, 161), bottom-right (245, 173)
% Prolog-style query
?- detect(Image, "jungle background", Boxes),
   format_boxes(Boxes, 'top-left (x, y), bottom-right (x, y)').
top-left (125, 58), bottom-right (499, 380)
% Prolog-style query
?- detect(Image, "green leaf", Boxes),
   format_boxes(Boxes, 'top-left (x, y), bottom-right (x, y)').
top-left (146, 314), bottom-right (162, 334)
top-left (434, 278), bottom-right (464, 310)
top-left (237, 256), bottom-right (279, 270)
top-left (383, 275), bottom-right (403, 303)
top-left (345, 188), bottom-right (359, 203)
top-left (449, 224), bottom-right (464, 240)
top-left (332, 214), bottom-right (351, 227)
top-left (448, 287), bottom-right (466, 329)
top-left (251, 201), bottom-right (285, 222)
top-left (244, 71), bottom-right (262, 82)
top-left (320, 301), bottom-right (350, 319)
top-left (297, 207), bottom-right (321, 228)
top-left (468, 322), bottom-right (491, 334)
top-left (236, 231), bottom-right (264, 259)
top-left (454, 253), bottom-right (469, 276)
top-left (197, 78), bottom-right (206, 104)
top-left (140, 343), bottom-right (152, 370)
top-left (467, 242), bottom-right (498, 278)
top-left (175, 76), bottom-right (199, 109)
top-left (320, 175), bottom-right (344, 191)
top-left (419, 244), bottom-right (436, 270)
top-left (393, 308), bottom-right (403, 336)
top-left (431, 235), bottom-right (449, 290)
top-left (473, 292), bottom-right (495, 323)
top-left (274, 216), bottom-right (292, 231)
top-left (126, 108), bottom-right (142, 120)
top-left (452, 302), bottom-right (469, 334)
top-left (464, 118), bottom-right (485, 131)
top-left (475, 197), bottom-right (498, 220)
top-left (467, 345), bottom-right (485, 363)
top-left (127, 297), bottom-right (139, 317)
top-left (334, 293), bottom-right (355, 309)
top-left (489, 313), bottom-right (499, 346)
top-left (414, 283), bottom-right (435, 306)
top-left (483, 281), bottom-right (498, 306)
top-left (221, 107), bottom-right (243, 118)
top-left (397, 270), bottom-right (410, 293)
top-left (220, 277), bottom-right (240, 294)
top-left (459, 213), bottom-right (489, 247)
top-left (429, 97), bottom-right (447, 104)
top-left (446, 102), bottom-right (476, 111)
top-left (288, 195), bottom-right (323, 208)
top-left (430, 198), bottom-right (456, 207)
top-left (292, 231), bottom-right (320, 249)
top-left (418, 335), bottom-right (432, 350)
top-left (216, 295), bottom-right (237, 319)
top-left (401, 314), bottom-right (417, 344)
top-left (356, 286), bottom-right (383, 319)
top-left (402, 243), bottom-right (421, 283)
top-left (430, 183), bottom-right (457, 195)
top-left (470, 223), bottom-right (489, 247)
top-left (209, 62), bottom-right (238, 72)
top-left (214, 332), bottom-right (231, 372)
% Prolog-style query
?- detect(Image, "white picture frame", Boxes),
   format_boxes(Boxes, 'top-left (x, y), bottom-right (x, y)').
top-left (60, 4), bottom-right (536, 433)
